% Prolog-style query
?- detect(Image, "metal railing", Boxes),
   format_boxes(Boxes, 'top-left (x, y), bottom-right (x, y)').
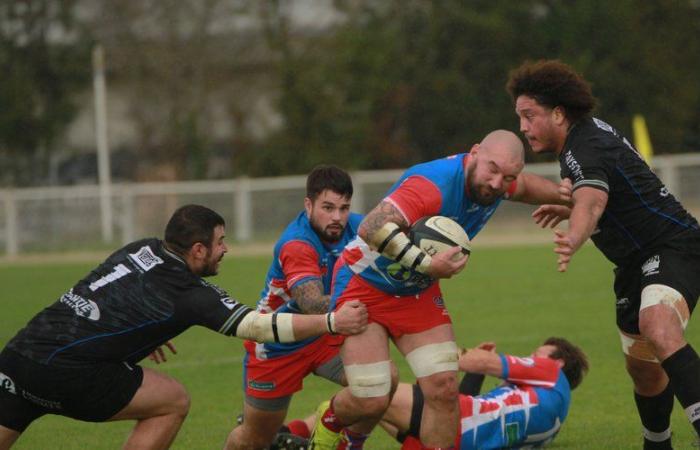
top-left (1, 154), bottom-right (698, 256)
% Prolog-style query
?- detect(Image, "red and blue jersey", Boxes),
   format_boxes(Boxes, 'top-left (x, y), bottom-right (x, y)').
top-left (457, 355), bottom-right (571, 449)
top-left (252, 211), bottom-right (362, 358)
top-left (340, 153), bottom-right (516, 296)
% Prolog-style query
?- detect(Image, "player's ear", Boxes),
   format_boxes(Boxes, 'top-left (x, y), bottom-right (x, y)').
top-left (304, 197), bottom-right (313, 216)
top-left (190, 242), bottom-right (208, 260)
top-left (554, 358), bottom-right (565, 369)
top-left (470, 143), bottom-right (480, 156)
top-left (552, 106), bottom-right (567, 126)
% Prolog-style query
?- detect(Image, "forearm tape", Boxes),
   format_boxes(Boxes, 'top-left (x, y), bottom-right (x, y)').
top-left (235, 311), bottom-right (295, 343)
top-left (373, 222), bottom-right (432, 273)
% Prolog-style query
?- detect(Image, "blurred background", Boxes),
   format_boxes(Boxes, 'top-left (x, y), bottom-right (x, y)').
top-left (1, 0), bottom-right (700, 255)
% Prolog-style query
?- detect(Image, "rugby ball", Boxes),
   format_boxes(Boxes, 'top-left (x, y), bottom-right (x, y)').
top-left (409, 216), bottom-right (471, 260)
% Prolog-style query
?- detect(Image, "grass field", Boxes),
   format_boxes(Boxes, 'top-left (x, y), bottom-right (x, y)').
top-left (2, 243), bottom-right (699, 449)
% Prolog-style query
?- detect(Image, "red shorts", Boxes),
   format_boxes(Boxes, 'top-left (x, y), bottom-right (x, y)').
top-left (243, 334), bottom-right (344, 399)
top-left (334, 276), bottom-right (451, 338)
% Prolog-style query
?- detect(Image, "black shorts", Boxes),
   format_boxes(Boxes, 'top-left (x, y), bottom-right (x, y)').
top-left (0, 349), bottom-right (143, 432)
top-left (395, 384), bottom-right (424, 443)
top-left (615, 231), bottom-right (700, 334)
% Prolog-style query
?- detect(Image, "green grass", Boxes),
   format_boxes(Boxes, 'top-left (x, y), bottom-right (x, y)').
top-left (2, 244), bottom-right (699, 449)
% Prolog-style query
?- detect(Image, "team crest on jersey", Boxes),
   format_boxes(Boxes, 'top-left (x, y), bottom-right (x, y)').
top-left (0, 372), bottom-right (16, 395)
top-left (641, 255), bottom-right (660, 277)
top-left (220, 297), bottom-right (237, 310)
top-left (60, 289), bottom-right (100, 321)
top-left (433, 296), bottom-right (445, 309)
top-left (129, 245), bottom-right (164, 272)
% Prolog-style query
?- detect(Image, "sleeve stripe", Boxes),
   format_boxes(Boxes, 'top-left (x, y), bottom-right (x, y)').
top-left (219, 307), bottom-right (252, 335)
top-left (500, 353), bottom-right (509, 379)
top-left (573, 179), bottom-right (609, 192)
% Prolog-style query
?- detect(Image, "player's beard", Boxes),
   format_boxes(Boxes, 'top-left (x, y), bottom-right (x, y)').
top-left (468, 178), bottom-right (502, 206)
top-left (311, 220), bottom-right (345, 243)
top-left (201, 249), bottom-right (223, 277)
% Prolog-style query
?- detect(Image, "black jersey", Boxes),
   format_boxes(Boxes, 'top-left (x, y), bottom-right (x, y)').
top-left (6, 238), bottom-right (252, 368)
top-left (560, 117), bottom-right (699, 266)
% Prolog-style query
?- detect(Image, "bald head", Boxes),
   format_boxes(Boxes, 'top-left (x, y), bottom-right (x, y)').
top-left (479, 129), bottom-right (525, 169)
top-left (466, 129), bottom-right (525, 206)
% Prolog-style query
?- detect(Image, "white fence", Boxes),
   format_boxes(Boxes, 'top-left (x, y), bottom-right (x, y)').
top-left (2, 154), bottom-right (700, 256)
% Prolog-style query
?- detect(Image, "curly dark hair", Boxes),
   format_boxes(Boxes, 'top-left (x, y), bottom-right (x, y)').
top-left (544, 336), bottom-right (589, 390)
top-left (506, 60), bottom-right (597, 124)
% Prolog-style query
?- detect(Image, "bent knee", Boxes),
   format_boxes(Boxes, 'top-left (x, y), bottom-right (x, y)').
top-left (165, 379), bottom-right (191, 417)
top-left (421, 372), bottom-right (458, 403)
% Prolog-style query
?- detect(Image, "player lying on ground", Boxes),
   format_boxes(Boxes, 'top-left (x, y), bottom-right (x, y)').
top-left (274, 337), bottom-right (587, 450)
top-left (0, 204), bottom-right (367, 450)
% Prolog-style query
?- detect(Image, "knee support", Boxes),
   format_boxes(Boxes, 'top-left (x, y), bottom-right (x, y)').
top-left (640, 284), bottom-right (689, 329)
top-left (344, 361), bottom-right (392, 398)
top-left (405, 341), bottom-right (459, 378)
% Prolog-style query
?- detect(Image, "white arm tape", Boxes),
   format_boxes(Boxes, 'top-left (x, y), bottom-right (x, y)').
top-left (373, 222), bottom-right (432, 273)
top-left (406, 341), bottom-right (459, 378)
top-left (345, 360), bottom-right (392, 398)
top-left (235, 311), bottom-right (296, 343)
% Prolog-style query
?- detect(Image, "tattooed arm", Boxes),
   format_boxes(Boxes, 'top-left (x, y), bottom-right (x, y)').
top-left (358, 200), bottom-right (410, 246)
top-left (291, 278), bottom-right (330, 314)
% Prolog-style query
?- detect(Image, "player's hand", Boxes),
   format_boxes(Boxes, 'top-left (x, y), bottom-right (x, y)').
top-left (148, 340), bottom-right (177, 364)
top-left (332, 300), bottom-right (368, 335)
top-left (426, 246), bottom-right (469, 279)
top-left (559, 178), bottom-right (573, 205)
top-left (553, 229), bottom-right (576, 272)
top-left (532, 205), bottom-right (571, 229)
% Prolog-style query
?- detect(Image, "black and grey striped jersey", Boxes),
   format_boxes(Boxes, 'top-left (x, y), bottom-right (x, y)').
top-left (6, 238), bottom-right (252, 368)
top-left (560, 117), bottom-right (699, 266)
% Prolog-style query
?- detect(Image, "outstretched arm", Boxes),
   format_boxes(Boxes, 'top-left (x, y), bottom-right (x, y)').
top-left (458, 346), bottom-right (503, 377)
top-left (233, 300), bottom-right (368, 343)
top-left (554, 186), bottom-right (608, 272)
top-left (509, 172), bottom-right (572, 205)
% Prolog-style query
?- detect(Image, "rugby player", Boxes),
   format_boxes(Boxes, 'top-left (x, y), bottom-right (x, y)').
top-left (310, 130), bottom-right (572, 450)
top-left (508, 59), bottom-right (700, 449)
top-left (0, 204), bottom-right (367, 450)
top-left (225, 166), bottom-right (369, 450)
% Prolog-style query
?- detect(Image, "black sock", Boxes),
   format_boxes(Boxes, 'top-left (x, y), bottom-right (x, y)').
top-left (634, 383), bottom-right (674, 449)
top-left (662, 344), bottom-right (700, 437)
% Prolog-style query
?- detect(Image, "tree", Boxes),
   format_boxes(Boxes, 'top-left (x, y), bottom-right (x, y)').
top-left (0, 0), bottom-right (91, 186)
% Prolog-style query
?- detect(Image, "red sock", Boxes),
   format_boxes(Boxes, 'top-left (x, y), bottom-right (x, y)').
top-left (320, 397), bottom-right (345, 433)
top-left (287, 419), bottom-right (310, 439)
